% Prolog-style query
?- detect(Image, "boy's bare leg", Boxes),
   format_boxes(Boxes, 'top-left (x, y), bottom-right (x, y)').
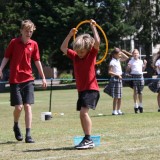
top-left (75, 107), bottom-right (95, 149)
top-left (13, 105), bottom-right (23, 141)
top-left (24, 104), bottom-right (32, 129)
top-left (80, 107), bottom-right (91, 136)
top-left (24, 104), bottom-right (34, 143)
top-left (14, 105), bottom-right (23, 122)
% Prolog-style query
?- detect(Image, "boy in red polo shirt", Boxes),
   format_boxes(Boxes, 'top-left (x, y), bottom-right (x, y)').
top-left (60, 19), bottom-right (100, 149)
top-left (0, 20), bottom-right (47, 143)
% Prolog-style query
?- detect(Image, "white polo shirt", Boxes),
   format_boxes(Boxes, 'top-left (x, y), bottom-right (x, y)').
top-left (109, 58), bottom-right (122, 76)
top-left (128, 58), bottom-right (144, 74)
top-left (155, 59), bottom-right (160, 74)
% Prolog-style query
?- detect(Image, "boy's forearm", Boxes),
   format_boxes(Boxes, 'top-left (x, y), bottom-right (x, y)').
top-left (0, 57), bottom-right (9, 70)
top-left (60, 34), bottom-right (72, 54)
top-left (91, 26), bottom-right (100, 46)
top-left (34, 61), bottom-right (46, 79)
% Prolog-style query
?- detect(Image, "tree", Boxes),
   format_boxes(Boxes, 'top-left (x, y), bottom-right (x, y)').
top-left (126, 0), bottom-right (160, 77)
top-left (0, 0), bottom-right (142, 78)
top-left (0, 1), bottom-right (22, 57)
top-left (83, 0), bottom-right (136, 78)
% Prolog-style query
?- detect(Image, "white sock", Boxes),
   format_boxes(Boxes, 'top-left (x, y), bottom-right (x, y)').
top-left (134, 103), bottom-right (138, 108)
top-left (139, 103), bottom-right (143, 107)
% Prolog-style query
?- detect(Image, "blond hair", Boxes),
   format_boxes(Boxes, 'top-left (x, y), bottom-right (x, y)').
top-left (73, 34), bottom-right (95, 51)
top-left (132, 49), bottom-right (139, 54)
top-left (20, 19), bottom-right (36, 31)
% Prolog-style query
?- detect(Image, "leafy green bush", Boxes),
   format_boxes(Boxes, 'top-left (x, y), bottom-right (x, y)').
top-left (59, 73), bottom-right (73, 84)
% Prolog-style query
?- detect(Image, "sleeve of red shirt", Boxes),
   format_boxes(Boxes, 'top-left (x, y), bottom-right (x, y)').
top-left (32, 41), bottom-right (40, 61)
top-left (90, 47), bottom-right (98, 55)
top-left (67, 49), bottom-right (76, 60)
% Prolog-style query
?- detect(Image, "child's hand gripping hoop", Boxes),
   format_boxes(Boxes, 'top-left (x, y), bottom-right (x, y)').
top-left (73, 20), bottom-right (108, 65)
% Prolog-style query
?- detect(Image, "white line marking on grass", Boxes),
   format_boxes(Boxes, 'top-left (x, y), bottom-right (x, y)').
top-left (0, 100), bottom-right (43, 104)
top-left (28, 145), bottom-right (160, 160)
top-left (25, 151), bottom-right (109, 160)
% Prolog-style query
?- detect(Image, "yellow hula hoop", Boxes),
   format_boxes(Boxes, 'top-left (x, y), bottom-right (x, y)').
top-left (73, 20), bottom-right (108, 65)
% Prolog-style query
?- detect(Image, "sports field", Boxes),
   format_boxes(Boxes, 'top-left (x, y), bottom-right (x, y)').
top-left (0, 86), bottom-right (160, 160)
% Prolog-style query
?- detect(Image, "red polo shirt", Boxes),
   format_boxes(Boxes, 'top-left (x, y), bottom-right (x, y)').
top-left (4, 37), bottom-right (40, 84)
top-left (67, 47), bottom-right (99, 92)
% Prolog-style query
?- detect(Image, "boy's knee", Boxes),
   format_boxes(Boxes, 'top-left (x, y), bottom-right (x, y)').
top-left (15, 105), bottom-right (23, 111)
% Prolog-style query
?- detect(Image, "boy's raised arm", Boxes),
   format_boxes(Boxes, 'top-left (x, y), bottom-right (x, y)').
top-left (60, 28), bottom-right (77, 55)
top-left (90, 19), bottom-right (100, 50)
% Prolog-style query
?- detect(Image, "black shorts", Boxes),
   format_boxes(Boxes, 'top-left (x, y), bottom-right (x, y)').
top-left (77, 90), bottom-right (100, 111)
top-left (10, 81), bottom-right (34, 106)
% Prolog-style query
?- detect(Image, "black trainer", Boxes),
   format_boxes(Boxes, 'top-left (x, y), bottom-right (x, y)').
top-left (13, 127), bottom-right (23, 141)
top-left (138, 106), bottom-right (143, 113)
top-left (75, 138), bottom-right (95, 149)
top-left (134, 108), bottom-right (138, 114)
top-left (158, 108), bottom-right (160, 112)
top-left (25, 136), bottom-right (35, 143)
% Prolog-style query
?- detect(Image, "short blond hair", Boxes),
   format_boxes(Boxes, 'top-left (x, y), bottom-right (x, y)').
top-left (20, 19), bottom-right (36, 31)
top-left (73, 34), bottom-right (95, 51)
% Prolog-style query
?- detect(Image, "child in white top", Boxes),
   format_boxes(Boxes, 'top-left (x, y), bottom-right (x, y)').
top-left (104, 48), bottom-right (129, 115)
top-left (127, 49), bottom-right (147, 113)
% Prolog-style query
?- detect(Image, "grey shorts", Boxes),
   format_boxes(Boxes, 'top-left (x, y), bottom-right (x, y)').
top-left (77, 90), bottom-right (100, 111)
top-left (10, 81), bottom-right (34, 106)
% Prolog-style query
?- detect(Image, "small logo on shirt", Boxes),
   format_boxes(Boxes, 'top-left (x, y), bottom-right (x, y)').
top-left (29, 47), bottom-right (32, 51)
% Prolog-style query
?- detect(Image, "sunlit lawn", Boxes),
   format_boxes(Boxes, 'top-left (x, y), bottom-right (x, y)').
top-left (0, 86), bottom-right (160, 160)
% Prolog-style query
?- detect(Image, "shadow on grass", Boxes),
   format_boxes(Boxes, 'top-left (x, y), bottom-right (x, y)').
top-left (91, 114), bottom-right (114, 117)
top-left (23, 146), bottom-right (75, 152)
top-left (92, 112), bottom-right (158, 118)
top-left (0, 141), bottom-right (18, 145)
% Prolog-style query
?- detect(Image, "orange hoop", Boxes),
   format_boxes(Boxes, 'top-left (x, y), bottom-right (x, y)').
top-left (73, 20), bottom-right (108, 65)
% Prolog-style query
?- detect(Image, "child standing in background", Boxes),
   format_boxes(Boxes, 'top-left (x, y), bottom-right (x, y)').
top-left (126, 49), bottom-right (147, 113)
top-left (60, 19), bottom-right (100, 149)
top-left (104, 48), bottom-right (129, 115)
top-left (148, 50), bottom-right (160, 112)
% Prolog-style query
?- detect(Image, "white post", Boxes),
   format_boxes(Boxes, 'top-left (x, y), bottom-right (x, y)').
top-left (139, 46), bottom-right (141, 59)
top-left (130, 36), bottom-right (134, 52)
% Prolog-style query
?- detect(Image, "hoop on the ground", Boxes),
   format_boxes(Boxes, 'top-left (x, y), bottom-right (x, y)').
top-left (73, 20), bottom-right (108, 65)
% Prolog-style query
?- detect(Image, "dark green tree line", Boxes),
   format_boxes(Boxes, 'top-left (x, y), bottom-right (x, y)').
top-left (0, 0), bottom-right (159, 78)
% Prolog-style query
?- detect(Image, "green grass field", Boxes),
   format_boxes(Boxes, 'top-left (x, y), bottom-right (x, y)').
top-left (0, 86), bottom-right (160, 160)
